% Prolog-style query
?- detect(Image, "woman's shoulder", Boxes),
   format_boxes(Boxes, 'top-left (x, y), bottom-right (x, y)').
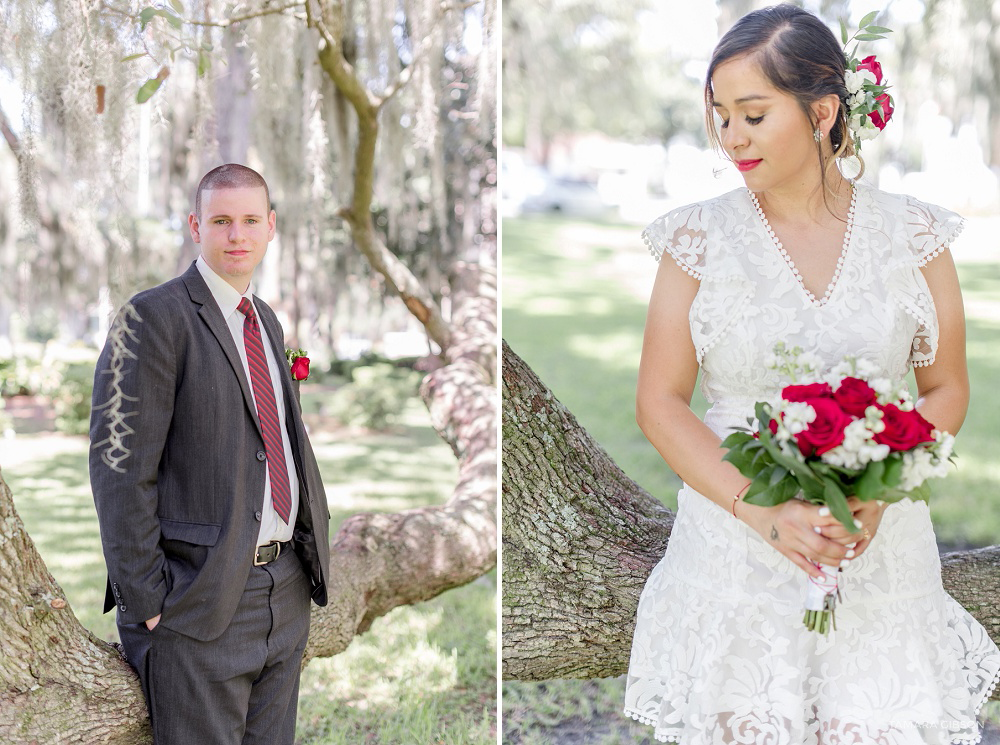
top-left (860, 182), bottom-right (965, 266)
top-left (647, 187), bottom-right (747, 227)
top-left (642, 188), bottom-right (750, 276)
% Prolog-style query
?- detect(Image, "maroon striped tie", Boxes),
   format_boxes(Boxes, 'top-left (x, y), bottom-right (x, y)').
top-left (237, 298), bottom-right (292, 523)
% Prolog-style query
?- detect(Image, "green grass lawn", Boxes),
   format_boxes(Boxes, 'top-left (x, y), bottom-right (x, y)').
top-left (502, 211), bottom-right (1000, 744)
top-left (1, 397), bottom-right (496, 745)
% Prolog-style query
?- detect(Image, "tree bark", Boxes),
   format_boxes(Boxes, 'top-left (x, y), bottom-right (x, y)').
top-left (501, 340), bottom-right (1000, 695)
top-left (0, 467), bottom-right (153, 744)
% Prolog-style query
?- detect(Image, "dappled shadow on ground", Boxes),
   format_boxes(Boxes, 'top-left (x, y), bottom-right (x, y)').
top-left (297, 568), bottom-right (496, 745)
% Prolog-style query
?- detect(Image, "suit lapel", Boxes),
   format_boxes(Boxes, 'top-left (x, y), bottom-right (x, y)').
top-left (181, 263), bottom-right (264, 440)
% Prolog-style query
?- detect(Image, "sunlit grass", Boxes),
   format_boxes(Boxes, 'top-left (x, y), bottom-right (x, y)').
top-left (1, 395), bottom-right (494, 744)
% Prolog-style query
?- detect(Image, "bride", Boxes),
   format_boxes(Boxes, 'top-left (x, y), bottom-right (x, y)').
top-left (623, 4), bottom-right (1000, 743)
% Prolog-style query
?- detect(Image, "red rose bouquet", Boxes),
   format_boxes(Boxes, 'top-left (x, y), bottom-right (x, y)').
top-left (721, 344), bottom-right (955, 634)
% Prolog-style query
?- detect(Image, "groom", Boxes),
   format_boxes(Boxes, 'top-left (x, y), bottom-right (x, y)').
top-left (89, 164), bottom-right (330, 744)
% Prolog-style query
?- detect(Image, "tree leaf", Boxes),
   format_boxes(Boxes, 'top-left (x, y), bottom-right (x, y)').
top-left (164, 10), bottom-right (183, 29)
top-left (197, 50), bottom-right (211, 77)
top-left (121, 52), bottom-right (148, 63)
top-left (139, 6), bottom-right (158, 31)
top-left (858, 10), bottom-right (879, 28)
top-left (136, 76), bottom-right (164, 104)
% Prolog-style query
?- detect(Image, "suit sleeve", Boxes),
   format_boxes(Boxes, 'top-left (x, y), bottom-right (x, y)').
top-left (89, 296), bottom-right (176, 624)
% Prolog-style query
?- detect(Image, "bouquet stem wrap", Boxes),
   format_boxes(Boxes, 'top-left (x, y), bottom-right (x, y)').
top-left (803, 563), bottom-right (839, 634)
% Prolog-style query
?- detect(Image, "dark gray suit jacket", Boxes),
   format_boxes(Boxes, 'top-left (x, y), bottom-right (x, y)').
top-left (89, 262), bottom-right (330, 642)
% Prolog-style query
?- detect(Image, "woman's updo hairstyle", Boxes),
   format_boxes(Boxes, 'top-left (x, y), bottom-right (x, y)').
top-left (704, 3), bottom-right (862, 186)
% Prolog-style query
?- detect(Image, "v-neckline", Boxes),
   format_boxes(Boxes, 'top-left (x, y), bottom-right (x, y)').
top-left (747, 185), bottom-right (858, 308)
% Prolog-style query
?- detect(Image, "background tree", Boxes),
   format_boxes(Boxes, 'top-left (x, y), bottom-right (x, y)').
top-left (0, 0), bottom-right (496, 739)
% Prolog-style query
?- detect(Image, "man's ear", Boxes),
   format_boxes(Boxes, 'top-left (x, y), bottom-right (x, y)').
top-left (188, 212), bottom-right (202, 244)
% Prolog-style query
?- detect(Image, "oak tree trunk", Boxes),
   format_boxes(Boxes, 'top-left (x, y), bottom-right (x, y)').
top-left (501, 340), bottom-right (1000, 694)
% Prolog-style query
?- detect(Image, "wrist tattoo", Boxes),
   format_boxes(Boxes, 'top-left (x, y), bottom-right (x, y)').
top-left (770, 524), bottom-right (779, 541)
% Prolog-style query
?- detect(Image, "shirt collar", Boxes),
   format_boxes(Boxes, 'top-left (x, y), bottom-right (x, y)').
top-left (195, 255), bottom-right (253, 319)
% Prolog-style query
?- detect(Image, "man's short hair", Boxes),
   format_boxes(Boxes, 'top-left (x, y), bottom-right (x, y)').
top-left (195, 164), bottom-right (271, 219)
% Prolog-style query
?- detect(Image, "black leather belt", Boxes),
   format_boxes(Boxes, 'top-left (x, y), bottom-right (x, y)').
top-left (254, 540), bottom-right (291, 566)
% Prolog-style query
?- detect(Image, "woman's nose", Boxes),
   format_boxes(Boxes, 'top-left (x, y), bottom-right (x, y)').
top-left (722, 120), bottom-right (749, 152)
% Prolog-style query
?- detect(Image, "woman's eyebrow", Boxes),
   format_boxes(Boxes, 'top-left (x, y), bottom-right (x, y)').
top-left (713, 94), bottom-right (773, 107)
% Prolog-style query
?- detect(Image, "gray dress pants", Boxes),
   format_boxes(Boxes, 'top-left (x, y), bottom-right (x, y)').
top-left (117, 548), bottom-right (312, 745)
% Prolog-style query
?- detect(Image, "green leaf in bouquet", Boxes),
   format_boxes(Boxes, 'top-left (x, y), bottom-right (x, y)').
top-left (744, 465), bottom-right (784, 506)
top-left (722, 440), bottom-right (759, 476)
top-left (743, 466), bottom-right (800, 507)
top-left (906, 482), bottom-right (931, 503)
top-left (854, 460), bottom-right (886, 501)
top-left (855, 33), bottom-right (885, 41)
top-left (769, 464), bottom-right (790, 488)
top-left (883, 455), bottom-right (903, 488)
top-left (721, 430), bottom-right (754, 449)
top-left (840, 18), bottom-right (849, 45)
top-left (823, 477), bottom-right (859, 532)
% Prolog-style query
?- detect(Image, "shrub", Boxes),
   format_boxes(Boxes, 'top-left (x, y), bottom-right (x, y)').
top-left (330, 362), bottom-right (422, 430)
top-left (44, 362), bottom-right (94, 436)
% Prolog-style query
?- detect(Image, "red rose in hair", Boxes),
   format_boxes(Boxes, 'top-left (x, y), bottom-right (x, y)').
top-left (856, 55), bottom-right (883, 84)
top-left (795, 398), bottom-right (853, 457)
top-left (834, 377), bottom-right (877, 418)
top-left (290, 356), bottom-right (311, 381)
top-left (873, 404), bottom-right (934, 451)
top-left (869, 93), bottom-right (894, 130)
top-left (782, 382), bottom-right (834, 403)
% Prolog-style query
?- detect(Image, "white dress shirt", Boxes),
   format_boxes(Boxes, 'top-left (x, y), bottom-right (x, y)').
top-left (196, 256), bottom-right (299, 546)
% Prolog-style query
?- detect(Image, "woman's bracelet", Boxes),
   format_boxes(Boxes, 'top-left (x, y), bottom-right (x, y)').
top-left (732, 482), bottom-right (752, 518)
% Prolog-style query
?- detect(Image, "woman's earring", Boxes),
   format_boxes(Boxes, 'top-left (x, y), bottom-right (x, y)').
top-left (813, 128), bottom-right (824, 142)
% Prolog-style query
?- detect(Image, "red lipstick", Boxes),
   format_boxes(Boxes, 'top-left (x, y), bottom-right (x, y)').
top-left (736, 159), bottom-right (762, 172)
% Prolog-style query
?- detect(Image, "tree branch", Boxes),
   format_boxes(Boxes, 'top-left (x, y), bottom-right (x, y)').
top-left (179, 1), bottom-right (306, 28)
top-left (309, 0), bottom-right (453, 351)
top-left (0, 103), bottom-right (21, 155)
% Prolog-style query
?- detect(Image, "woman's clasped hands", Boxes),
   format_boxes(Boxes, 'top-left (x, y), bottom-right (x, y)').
top-left (739, 496), bottom-right (888, 580)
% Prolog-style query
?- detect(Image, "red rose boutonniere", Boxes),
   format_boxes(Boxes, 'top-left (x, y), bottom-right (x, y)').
top-left (285, 348), bottom-right (311, 381)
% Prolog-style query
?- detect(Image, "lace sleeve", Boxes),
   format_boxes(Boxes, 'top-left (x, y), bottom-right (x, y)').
top-left (903, 196), bottom-right (965, 267)
top-left (887, 197), bottom-right (965, 368)
top-left (641, 203), bottom-right (711, 278)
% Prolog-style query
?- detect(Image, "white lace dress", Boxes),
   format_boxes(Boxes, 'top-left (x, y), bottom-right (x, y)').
top-left (623, 182), bottom-right (1000, 744)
